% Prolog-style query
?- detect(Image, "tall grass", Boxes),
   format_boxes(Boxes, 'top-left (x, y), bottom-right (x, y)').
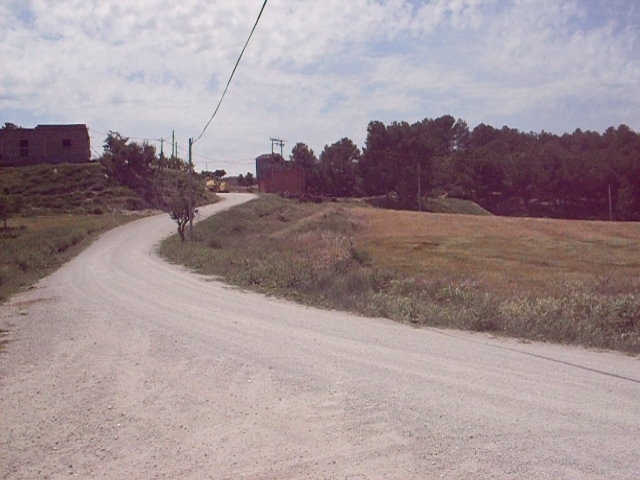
top-left (159, 195), bottom-right (640, 354)
top-left (0, 328), bottom-right (8, 353)
top-left (0, 162), bottom-right (214, 303)
top-left (0, 215), bottom-right (135, 302)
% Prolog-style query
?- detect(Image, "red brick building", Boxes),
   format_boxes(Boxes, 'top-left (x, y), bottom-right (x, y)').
top-left (255, 153), bottom-right (305, 194)
top-left (0, 124), bottom-right (91, 166)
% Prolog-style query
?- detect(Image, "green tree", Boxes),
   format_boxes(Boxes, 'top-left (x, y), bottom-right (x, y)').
top-left (360, 116), bottom-right (463, 208)
top-left (391, 116), bottom-right (458, 208)
top-left (100, 131), bottom-right (156, 188)
top-left (168, 176), bottom-right (202, 241)
top-left (290, 142), bottom-right (320, 191)
top-left (617, 179), bottom-right (638, 221)
top-left (169, 192), bottom-right (191, 242)
top-left (360, 121), bottom-right (398, 196)
top-left (318, 138), bottom-right (360, 197)
top-left (0, 195), bottom-right (21, 229)
top-left (166, 155), bottom-right (186, 170)
top-left (451, 118), bottom-right (471, 152)
top-left (290, 142), bottom-right (317, 170)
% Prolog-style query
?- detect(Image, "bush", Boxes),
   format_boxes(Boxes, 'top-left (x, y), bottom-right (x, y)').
top-left (207, 238), bottom-right (222, 249)
top-left (124, 197), bottom-right (144, 211)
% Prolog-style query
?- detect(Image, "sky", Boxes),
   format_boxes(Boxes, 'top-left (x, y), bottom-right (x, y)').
top-left (1, 0), bottom-right (639, 175)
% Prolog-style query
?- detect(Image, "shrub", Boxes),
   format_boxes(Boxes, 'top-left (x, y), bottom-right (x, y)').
top-left (125, 197), bottom-right (144, 211)
top-left (207, 238), bottom-right (222, 249)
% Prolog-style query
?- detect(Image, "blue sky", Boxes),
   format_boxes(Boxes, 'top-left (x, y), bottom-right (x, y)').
top-left (1, 0), bottom-right (639, 175)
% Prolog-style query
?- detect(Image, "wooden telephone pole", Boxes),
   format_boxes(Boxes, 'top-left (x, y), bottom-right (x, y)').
top-left (159, 137), bottom-right (164, 199)
top-left (188, 137), bottom-right (194, 240)
top-left (270, 137), bottom-right (285, 157)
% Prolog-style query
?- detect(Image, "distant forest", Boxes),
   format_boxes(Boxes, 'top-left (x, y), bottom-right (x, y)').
top-left (289, 115), bottom-right (640, 220)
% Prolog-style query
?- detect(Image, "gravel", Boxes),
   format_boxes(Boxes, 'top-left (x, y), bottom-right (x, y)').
top-left (1, 193), bottom-right (639, 479)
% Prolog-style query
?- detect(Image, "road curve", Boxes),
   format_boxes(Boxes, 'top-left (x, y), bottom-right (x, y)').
top-left (1, 193), bottom-right (639, 479)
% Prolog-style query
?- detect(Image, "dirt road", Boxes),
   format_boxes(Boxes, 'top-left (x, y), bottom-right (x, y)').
top-left (1, 193), bottom-right (639, 479)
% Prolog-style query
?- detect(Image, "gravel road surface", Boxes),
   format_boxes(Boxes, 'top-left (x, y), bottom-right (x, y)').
top-left (1, 193), bottom-right (639, 479)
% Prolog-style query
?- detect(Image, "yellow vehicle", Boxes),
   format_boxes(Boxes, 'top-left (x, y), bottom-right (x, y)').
top-left (206, 178), bottom-right (228, 193)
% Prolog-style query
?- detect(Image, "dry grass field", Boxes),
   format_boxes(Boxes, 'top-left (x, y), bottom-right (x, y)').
top-left (160, 195), bottom-right (640, 353)
top-left (354, 207), bottom-right (640, 297)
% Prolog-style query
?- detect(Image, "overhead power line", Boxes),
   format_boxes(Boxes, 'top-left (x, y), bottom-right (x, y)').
top-left (193, 0), bottom-right (268, 144)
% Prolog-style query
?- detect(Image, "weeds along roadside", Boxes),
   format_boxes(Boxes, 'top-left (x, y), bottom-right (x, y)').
top-left (0, 162), bottom-right (215, 305)
top-left (0, 214), bottom-right (139, 303)
top-left (159, 195), bottom-right (640, 355)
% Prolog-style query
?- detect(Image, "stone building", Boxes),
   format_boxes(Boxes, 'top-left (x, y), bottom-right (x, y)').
top-left (0, 124), bottom-right (91, 166)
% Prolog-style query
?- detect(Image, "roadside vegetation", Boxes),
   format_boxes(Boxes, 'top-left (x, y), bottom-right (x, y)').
top-left (0, 214), bottom-right (135, 302)
top-left (0, 329), bottom-right (7, 352)
top-left (0, 130), bottom-right (214, 302)
top-left (160, 195), bottom-right (640, 354)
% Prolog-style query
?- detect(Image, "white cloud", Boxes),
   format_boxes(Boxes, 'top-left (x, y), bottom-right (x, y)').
top-left (1, 0), bottom-right (639, 174)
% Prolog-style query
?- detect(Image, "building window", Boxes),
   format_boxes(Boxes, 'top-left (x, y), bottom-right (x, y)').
top-left (62, 139), bottom-right (72, 147)
top-left (19, 139), bottom-right (28, 157)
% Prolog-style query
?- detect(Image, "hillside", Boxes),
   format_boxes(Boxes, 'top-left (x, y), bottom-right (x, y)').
top-left (2, 162), bottom-right (139, 214)
top-left (0, 162), bottom-right (210, 214)
top-left (424, 197), bottom-right (492, 215)
top-left (0, 162), bottom-right (213, 302)
top-left (365, 193), bottom-right (491, 215)
top-left (160, 195), bottom-right (640, 353)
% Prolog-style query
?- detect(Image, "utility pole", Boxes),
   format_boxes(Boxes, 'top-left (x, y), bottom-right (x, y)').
top-left (159, 138), bottom-right (164, 199)
top-left (417, 160), bottom-right (422, 211)
top-left (188, 137), bottom-right (194, 241)
top-left (270, 137), bottom-right (285, 157)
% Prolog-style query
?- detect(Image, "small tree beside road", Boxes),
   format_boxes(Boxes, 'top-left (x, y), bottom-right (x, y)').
top-left (169, 191), bottom-right (192, 242)
top-left (0, 195), bottom-right (21, 229)
top-left (168, 174), bottom-right (203, 241)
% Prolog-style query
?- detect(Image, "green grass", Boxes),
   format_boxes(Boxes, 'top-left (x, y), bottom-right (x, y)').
top-left (160, 195), bottom-right (640, 354)
top-left (0, 162), bottom-right (167, 304)
top-left (0, 214), bottom-right (138, 303)
top-left (1, 162), bottom-right (134, 214)
top-left (364, 194), bottom-right (492, 216)
top-left (424, 197), bottom-right (492, 215)
top-left (0, 162), bottom-right (217, 305)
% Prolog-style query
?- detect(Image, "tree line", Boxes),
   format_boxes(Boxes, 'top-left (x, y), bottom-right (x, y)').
top-left (289, 115), bottom-right (640, 220)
